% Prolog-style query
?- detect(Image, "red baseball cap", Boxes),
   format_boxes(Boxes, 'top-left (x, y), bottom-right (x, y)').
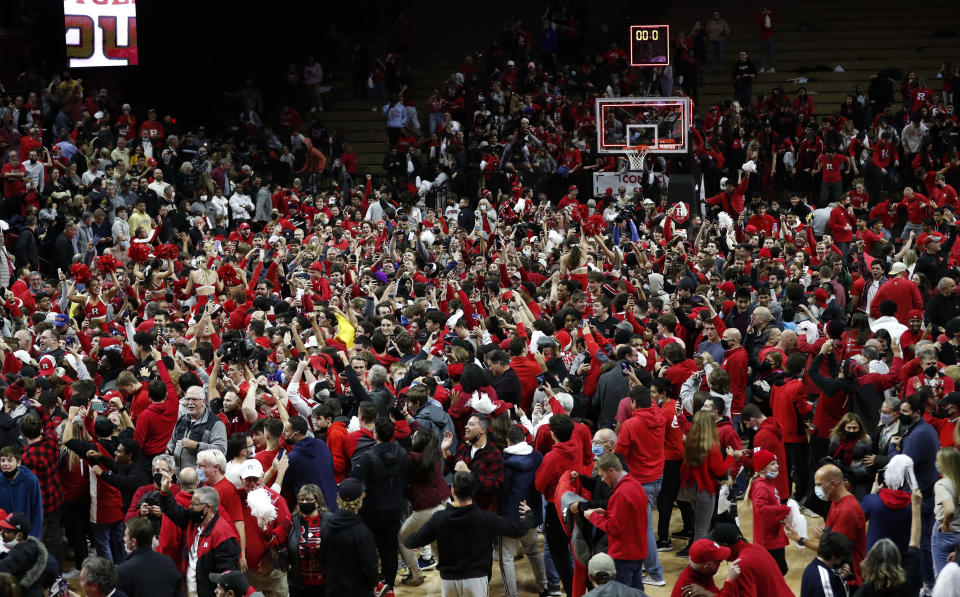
top-left (689, 539), bottom-right (732, 564)
top-left (37, 355), bottom-right (56, 376)
top-left (908, 310), bottom-right (924, 321)
top-left (240, 222), bottom-right (251, 231)
top-left (719, 281), bottom-right (736, 296)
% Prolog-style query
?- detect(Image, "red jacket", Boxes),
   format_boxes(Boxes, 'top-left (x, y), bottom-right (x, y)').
top-left (616, 406), bottom-right (666, 483)
top-left (662, 399), bottom-right (689, 461)
top-left (510, 354), bottom-right (542, 413)
top-left (827, 205), bottom-right (856, 242)
top-left (238, 485), bottom-right (292, 570)
top-left (157, 486), bottom-right (189, 563)
top-left (902, 192), bottom-right (932, 225)
top-left (868, 278), bottom-right (923, 324)
top-left (741, 418), bottom-right (789, 498)
top-left (133, 360), bottom-right (180, 456)
top-left (770, 378), bottom-right (812, 443)
top-left (90, 442), bottom-right (123, 524)
top-left (716, 417), bottom-right (743, 478)
top-left (721, 346), bottom-right (749, 416)
top-left (748, 476), bottom-right (790, 549)
top-left (325, 421), bottom-right (349, 483)
top-left (587, 473), bottom-right (649, 561)
top-left (680, 444), bottom-right (733, 495)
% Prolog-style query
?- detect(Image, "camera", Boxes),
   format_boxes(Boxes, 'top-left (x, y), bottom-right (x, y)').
top-left (217, 338), bottom-right (258, 361)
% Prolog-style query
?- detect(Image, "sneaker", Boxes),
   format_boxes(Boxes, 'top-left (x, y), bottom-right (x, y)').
top-left (418, 556), bottom-right (437, 571)
top-left (642, 574), bottom-right (667, 587)
top-left (400, 575), bottom-right (425, 587)
top-left (676, 545), bottom-right (690, 558)
top-left (758, 67), bottom-right (766, 74)
top-left (768, 67), bottom-right (775, 73)
top-left (375, 582), bottom-right (387, 597)
top-left (671, 529), bottom-right (693, 541)
top-left (547, 583), bottom-right (563, 596)
top-left (382, 590), bottom-right (395, 597)
top-left (656, 539), bottom-right (673, 552)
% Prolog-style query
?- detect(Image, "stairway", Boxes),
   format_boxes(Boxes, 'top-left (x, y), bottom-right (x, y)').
top-left (318, 0), bottom-right (546, 174)
top-left (654, 0), bottom-right (960, 117)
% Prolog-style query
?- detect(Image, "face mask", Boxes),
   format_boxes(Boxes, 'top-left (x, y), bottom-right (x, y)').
top-left (925, 365), bottom-right (939, 378)
top-left (153, 473), bottom-right (165, 487)
top-left (591, 444), bottom-right (604, 460)
top-left (1, 538), bottom-right (17, 549)
top-left (196, 468), bottom-right (207, 484)
top-left (1, 469), bottom-right (15, 480)
top-left (188, 508), bottom-right (206, 524)
top-left (720, 339), bottom-right (731, 350)
top-left (814, 484), bottom-right (830, 501)
top-left (880, 413), bottom-right (895, 425)
top-left (765, 470), bottom-right (779, 479)
top-left (299, 502), bottom-right (317, 515)
top-left (844, 431), bottom-right (859, 441)
top-left (284, 435), bottom-right (297, 446)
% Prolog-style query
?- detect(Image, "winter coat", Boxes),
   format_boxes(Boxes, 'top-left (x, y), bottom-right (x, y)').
top-left (500, 442), bottom-right (543, 525)
top-left (0, 465), bottom-right (43, 538)
top-left (414, 401), bottom-right (457, 453)
top-left (351, 440), bottom-right (408, 519)
top-left (320, 510), bottom-right (379, 597)
top-left (0, 535), bottom-right (48, 597)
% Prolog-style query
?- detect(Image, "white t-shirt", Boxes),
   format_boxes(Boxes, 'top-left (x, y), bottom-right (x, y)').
top-left (187, 524), bottom-right (205, 597)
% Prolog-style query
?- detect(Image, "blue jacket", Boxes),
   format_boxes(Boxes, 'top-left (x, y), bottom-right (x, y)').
top-left (500, 442), bottom-right (543, 525)
top-left (283, 436), bottom-right (339, 512)
top-left (0, 465), bottom-right (43, 538)
top-left (890, 418), bottom-right (940, 494)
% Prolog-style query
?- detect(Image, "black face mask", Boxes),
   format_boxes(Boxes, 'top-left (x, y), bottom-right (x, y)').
top-left (299, 502), bottom-right (317, 515)
top-left (925, 365), bottom-right (939, 378)
top-left (720, 339), bottom-right (731, 350)
top-left (284, 435), bottom-right (297, 446)
top-left (759, 361), bottom-right (772, 373)
top-left (1, 469), bottom-right (15, 480)
top-left (188, 508), bottom-right (206, 524)
top-left (844, 431), bottom-right (859, 442)
top-left (153, 473), bottom-right (165, 487)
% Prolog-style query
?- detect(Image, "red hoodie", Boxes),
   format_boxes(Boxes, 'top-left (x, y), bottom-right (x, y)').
top-left (616, 406), bottom-right (666, 483)
top-left (535, 439), bottom-right (588, 504)
top-left (740, 418), bottom-right (789, 498)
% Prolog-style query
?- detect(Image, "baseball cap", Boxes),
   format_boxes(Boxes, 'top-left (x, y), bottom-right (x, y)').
top-left (208, 571), bottom-right (249, 595)
top-left (588, 552), bottom-right (616, 578)
top-left (908, 309), bottom-right (924, 321)
top-left (689, 539), bottom-right (732, 564)
top-left (753, 449), bottom-right (776, 472)
top-left (239, 222), bottom-right (251, 231)
top-left (239, 459), bottom-right (264, 480)
top-left (719, 281), bottom-right (736, 296)
top-left (54, 313), bottom-right (70, 328)
top-left (37, 355), bottom-right (56, 376)
top-left (0, 512), bottom-right (29, 536)
top-left (941, 392), bottom-right (960, 409)
top-left (889, 262), bottom-right (907, 276)
top-left (338, 477), bottom-right (365, 501)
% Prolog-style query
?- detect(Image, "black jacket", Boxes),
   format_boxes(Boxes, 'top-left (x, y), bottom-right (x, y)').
top-left (54, 232), bottom-right (75, 272)
top-left (320, 509), bottom-right (379, 597)
top-left (0, 536), bottom-right (48, 597)
top-left (404, 501), bottom-right (531, 580)
top-left (351, 440), bottom-right (408, 520)
top-left (14, 227), bottom-right (38, 271)
top-left (491, 368), bottom-right (523, 407)
top-left (117, 546), bottom-right (184, 597)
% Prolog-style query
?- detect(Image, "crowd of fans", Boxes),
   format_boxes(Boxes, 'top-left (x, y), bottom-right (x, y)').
top-left (1, 2), bottom-right (960, 597)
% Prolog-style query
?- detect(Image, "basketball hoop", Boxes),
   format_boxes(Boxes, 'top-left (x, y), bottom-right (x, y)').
top-left (626, 145), bottom-right (649, 171)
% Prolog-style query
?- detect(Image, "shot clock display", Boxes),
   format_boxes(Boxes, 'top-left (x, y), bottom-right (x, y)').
top-left (629, 25), bottom-right (669, 67)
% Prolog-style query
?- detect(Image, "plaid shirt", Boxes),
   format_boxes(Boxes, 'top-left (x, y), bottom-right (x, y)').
top-left (447, 441), bottom-right (503, 511)
top-left (21, 406), bottom-right (63, 514)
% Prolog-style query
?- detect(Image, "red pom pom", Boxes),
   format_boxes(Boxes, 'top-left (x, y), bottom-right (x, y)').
top-left (128, 243), bottom-right (152, 264)
top-left (156, 243), bottom-right (180, 260)
top-left (95, 254), bottom-right (119, 273)
top-left (70, 263), bottom-right (93, 284)
top-left (582, 214), bottom-right (608, 237)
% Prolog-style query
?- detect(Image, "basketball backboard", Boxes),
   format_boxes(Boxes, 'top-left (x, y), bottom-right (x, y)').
top-left (629, 25), bottom-right (669, 67)
top-left (595, 96), bottom-right (692, 155)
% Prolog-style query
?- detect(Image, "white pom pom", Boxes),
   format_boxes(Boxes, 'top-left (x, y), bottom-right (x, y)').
top-left (742, 160), bottom-right (757, 173)
top-left (246, 487), bottom-right (277, 530)
top-left (717, 212), bottom-right (733, 230)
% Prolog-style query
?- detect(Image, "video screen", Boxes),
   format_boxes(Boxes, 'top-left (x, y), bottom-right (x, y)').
top-left (64, 0), bottom-right (138, 67)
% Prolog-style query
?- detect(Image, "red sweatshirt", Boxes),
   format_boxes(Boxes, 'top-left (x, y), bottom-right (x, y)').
top-left (535, 439), bottom-right (588, 504)
top-left (749, 476), bottom-right (790, 549)
top-left (681, 444), bottom-right (733, 495)
top-left (133, 360), bottom-right (180, 456)
top-left (770, 378), bottom-right (812, 443)
top-left (587, 473), bottom-right (649, 561)
top-left (721, 346), bottom-right (749, 416)
top-left (616, 406), bottom-right (666, 483)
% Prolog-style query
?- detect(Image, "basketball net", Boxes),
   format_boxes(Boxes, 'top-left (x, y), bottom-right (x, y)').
top-left (626, 146), bottom-right (648, 171)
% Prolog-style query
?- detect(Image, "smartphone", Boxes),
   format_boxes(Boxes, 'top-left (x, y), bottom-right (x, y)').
top-left (65, 337), bottom-right (74, 347)
top-left (91, 399), bottom-right (106, 413)
top-left (582, 318), bottom-right (590, 327)
top-left (620, 361), bottom-right (631, 374)
top-left (536, 374), bottom-right (544, 385)
top-left (214, 240), bottom-right (222, 252)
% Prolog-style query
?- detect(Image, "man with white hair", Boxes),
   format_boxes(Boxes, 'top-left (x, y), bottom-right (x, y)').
top-left (168, 385), bottom-right (228, 470)
top-left (197, 449), bottom-right (247, 571)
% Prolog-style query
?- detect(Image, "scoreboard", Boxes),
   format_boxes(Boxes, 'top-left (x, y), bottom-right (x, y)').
top-left (64, 0), bottom-right (138, 68)
top-left (629, 25), bottom-right (669, 67)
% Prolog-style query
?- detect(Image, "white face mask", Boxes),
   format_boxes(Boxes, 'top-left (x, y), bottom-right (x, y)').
top-left (2, 538), bottom-right (17, 549)
top-left (124, 540), bottom-right (135, 555)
